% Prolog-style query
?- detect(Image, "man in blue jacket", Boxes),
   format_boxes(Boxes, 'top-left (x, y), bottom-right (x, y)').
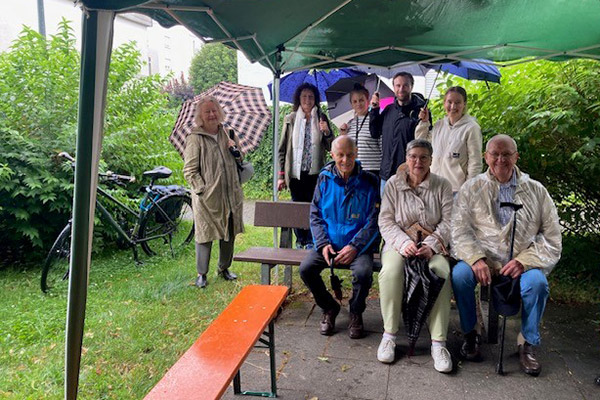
top-left (299, 135), bottom-right (380, 339)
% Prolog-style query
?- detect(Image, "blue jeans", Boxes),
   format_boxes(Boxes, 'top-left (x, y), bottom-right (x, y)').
top-left (451, 261), bottom-right (549, 346)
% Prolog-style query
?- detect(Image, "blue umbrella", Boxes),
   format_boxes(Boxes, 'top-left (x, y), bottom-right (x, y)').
top-left (268, 68), bottom-right (366, 103)
top-left (425, 59), bottom-right (501, 83)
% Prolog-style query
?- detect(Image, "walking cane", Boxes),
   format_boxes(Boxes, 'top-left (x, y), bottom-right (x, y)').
top-left (496, 202), bottom-right (523, 375)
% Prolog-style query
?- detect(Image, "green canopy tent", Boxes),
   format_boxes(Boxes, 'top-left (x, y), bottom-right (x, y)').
top-left (67, 1), bottom-right (600, 398)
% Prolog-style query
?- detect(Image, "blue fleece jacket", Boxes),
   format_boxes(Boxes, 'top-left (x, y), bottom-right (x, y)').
top-left (310, 161), bottom-right (381, 255)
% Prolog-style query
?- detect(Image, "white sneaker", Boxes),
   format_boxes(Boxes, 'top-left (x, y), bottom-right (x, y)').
top-left (431, 345), bottom-right (453, 373)
top-left (377, 337), bottom-right (396, 363)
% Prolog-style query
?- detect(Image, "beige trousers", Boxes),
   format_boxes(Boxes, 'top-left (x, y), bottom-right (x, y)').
top-left (378, 251), bottom-right (452, 341)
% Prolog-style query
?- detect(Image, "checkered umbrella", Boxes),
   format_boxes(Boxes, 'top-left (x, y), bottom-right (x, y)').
top-left (170, 81), bottom-right (272, 157)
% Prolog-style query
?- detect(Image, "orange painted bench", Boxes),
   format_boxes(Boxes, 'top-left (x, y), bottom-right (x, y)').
top-left (144, 285), bottom-right (289, 400)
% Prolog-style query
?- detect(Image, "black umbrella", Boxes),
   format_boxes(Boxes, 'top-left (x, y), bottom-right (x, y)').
top-left (325, 74), bottom-right (395, 128)
top-left (329, 258), bottom-right (343, 301)
top-left (402, 255), bottom-right (446, 356)
top-left (494, 201), bottom-right (523, 375)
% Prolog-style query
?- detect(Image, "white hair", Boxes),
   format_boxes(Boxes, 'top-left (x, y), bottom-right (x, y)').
top-left (486, 134), bottom-right (518, 152)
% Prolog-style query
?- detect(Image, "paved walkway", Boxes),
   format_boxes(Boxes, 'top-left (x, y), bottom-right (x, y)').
top-left (223, 295), bottom-right (599, 400)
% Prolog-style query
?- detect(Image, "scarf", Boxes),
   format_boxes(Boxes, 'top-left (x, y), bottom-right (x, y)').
top-left (291, 106), bottom-right (320, 179)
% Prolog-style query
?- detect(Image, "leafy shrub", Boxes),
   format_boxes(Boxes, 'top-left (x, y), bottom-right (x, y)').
top-left (0, 20), bottom-right (183, 262)
top-left (163, 72), bottom-right (195, 108)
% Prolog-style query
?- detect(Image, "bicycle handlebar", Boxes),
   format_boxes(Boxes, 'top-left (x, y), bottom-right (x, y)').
top-left (58, 152), bottom-right (136, 183)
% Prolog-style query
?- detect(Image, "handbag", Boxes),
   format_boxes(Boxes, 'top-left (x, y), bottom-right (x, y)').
top-left (227, 129), bottom-right (254, 184)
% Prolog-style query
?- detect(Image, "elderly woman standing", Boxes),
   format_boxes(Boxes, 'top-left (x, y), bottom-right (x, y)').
top-left (183, 96), bottom-right (244, 288)
top-left (376, 139), bottom-right (454, 373)
top-left (416, 86), bottom-right (482, 194)
top-left (278, 83), bottom-right (334, 249)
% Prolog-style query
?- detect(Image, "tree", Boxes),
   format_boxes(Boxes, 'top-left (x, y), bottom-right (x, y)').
top-left (189, 43), bottom-right (237, 93)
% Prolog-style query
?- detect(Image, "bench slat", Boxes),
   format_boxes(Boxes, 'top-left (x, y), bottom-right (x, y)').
top-left (144, 285), bottom-right (288, 400)
top-left (254, 201), bottom-right (311, 229)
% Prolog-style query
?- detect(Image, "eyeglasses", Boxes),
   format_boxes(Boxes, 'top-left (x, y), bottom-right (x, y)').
top-left (487, 151), bottom-right (516, 160)
top-left (406, 154), bottom-right (431, 162)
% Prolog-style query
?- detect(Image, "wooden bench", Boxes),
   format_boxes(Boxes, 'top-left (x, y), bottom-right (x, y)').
top-left (234, 201), bottom-right (381, 288)
top-left (234, 200), bottom-right (499, 344)
top-left (144, 285), bottom-right (289, 400)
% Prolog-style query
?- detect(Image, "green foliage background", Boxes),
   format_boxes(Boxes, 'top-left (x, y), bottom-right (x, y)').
top-left (0, 21), bottom-right (183, 261)
top-left (188, 43), bottom-right (237, 93)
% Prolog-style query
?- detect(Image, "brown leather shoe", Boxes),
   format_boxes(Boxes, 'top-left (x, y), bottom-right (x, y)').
top-left (519, 342), bottom-right (541, 376)
top-left (348, 313), bottom-right (364, 339)
top-left (319, 303), bottom-right (340, 336)
top-left (460, 331), bottom-right (482, 361)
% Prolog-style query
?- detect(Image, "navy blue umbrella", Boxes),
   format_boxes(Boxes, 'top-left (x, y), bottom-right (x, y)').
top-left (426, 59), bottom-right (501, 83)
top-left (268, 68), bottom-right (366, 103)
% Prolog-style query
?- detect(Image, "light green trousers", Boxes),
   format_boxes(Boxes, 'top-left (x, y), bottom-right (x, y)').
top-left (378, 251), bottom-right (452, 341)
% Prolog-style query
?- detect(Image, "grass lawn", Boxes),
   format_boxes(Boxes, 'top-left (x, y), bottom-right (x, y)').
top-left (0, 225), bottom-right (317, 399)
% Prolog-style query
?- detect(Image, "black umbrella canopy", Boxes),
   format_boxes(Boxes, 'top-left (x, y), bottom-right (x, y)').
top-left (402, 256), bottom-right (446, 355)
top-left (325, 74), bottom-right (395, 127)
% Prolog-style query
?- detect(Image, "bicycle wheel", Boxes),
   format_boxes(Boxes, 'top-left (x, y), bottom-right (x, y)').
top-left (41, 223), bottom-right (72, 293)
top-left (139, 194), bottom-right (194, 256)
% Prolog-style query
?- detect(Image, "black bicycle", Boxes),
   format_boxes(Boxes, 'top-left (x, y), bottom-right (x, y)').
top-left (41, 152), bottom-right (194, 292)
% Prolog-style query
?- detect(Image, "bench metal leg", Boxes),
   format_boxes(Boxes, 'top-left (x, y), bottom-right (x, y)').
top-left (261, 263), bottom-right (273, 285)
top-left (234, 321), bottom-right (278, 398)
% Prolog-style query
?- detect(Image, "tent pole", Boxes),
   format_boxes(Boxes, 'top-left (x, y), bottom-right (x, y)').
top-left (65, 9), bottom-right (114, 400)
top-left (272, 56), bottom-right (281, 250)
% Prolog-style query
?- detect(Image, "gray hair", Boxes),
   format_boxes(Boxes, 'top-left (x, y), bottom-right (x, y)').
top-left (406, 138), bottom-right (433, 156)
top-left (193, 96), bottom-right (226, 128)
top-left (486, 134), bottom-right (518, 152)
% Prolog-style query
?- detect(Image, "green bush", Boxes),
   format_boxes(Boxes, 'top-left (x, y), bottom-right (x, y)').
top-left (0, 21), bottom-right (183, 262)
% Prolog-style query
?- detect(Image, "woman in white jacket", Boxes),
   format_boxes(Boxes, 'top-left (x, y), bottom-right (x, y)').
top-left (416, 86), bottom-right (482, 194)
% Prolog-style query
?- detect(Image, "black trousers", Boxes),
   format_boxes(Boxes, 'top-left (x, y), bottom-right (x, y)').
top-left (299, 250), bottom-right (373, 315)
top-left (288, 171), bottom-right (318, 246)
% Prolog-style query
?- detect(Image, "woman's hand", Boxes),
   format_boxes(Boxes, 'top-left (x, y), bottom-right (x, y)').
top-left (402, 241), bottom-right (418, 257)
top-left (418, 107), bottom-right (429, 123)
top-left (416, 244), bottom-right (434, 260)
top-left (277, 178), bottom-right (286, 191)
top-left (339, 123), bottom-right (349, 135)
top-left (370, 93), bottom-right (380, 108)
top-left (319, 120), bottom-right (330, 134)
top-left (227, 138), bottom-right (236, 148)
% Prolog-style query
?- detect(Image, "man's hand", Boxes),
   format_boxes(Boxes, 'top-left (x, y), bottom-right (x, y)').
top-left (418, 107), bottom-right (429, 123)
top-left (370, 93), bottom-right (380, 108)
top-left (322, 244), bottom-right (336, 265)
top-left (334, 245), bottom-right (357, 265)
top-left (277, 178), bottom-right (286, 191)
top-left (339, 123), bottom-right (349, 135)
top-left (500, 259), bottom-right (525, 279)
top-left (415, 244), bottom-right (434, 260)
top-left (319, 120), bottom-right (330, 134)
top-left (471, 258), bottom-right (491, 286)
top-left (401, 241), bottom-right (418, 257)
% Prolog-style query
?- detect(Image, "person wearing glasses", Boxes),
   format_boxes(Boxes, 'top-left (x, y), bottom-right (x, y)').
top-left (416, 86), bottom-right (482, 195)
top-left (451, 134), bottom-right (562, 376)
top-left (377, 139), bottom-right (454, 373)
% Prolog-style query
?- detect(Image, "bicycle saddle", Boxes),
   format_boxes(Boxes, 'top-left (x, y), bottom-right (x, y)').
top-left (143, 166), bottom-right (172, 180)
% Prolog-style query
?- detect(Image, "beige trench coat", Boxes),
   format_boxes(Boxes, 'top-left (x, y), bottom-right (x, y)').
top-left (452, 167), bottom-right (562, 273)
top-left (183, 126), bottom-right (244, 243)
top-left (379, 166), bottom-right (454, 255)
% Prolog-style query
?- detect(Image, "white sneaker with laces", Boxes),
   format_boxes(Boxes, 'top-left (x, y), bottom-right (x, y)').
top-left (377, 337), bottom-right (396, 363)
top-left (431, 345), bottom-right (452, 373)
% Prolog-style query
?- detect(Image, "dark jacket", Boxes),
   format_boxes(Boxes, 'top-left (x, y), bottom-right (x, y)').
top-left (310, 161), bottom-right (381, 255)
top-left (369, 93), bottom-right (429, 181)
